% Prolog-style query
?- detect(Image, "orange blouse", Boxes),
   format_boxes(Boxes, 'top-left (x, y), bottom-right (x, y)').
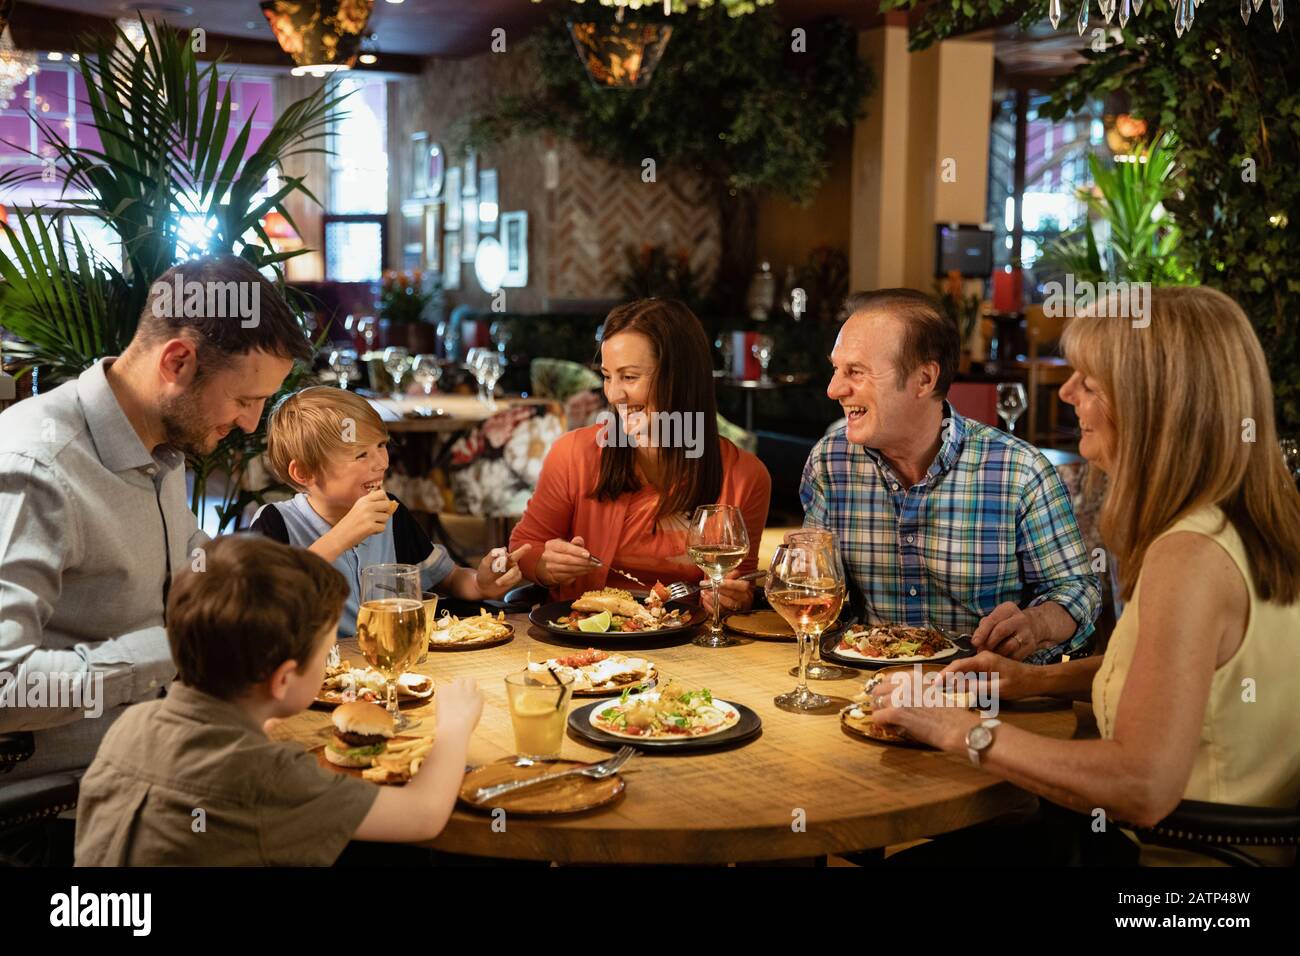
top-left (510, 425), bottom-right (772, 601)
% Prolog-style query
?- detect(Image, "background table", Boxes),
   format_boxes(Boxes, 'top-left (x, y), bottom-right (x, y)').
top-left (274, 613), bottom-right (1078, 865)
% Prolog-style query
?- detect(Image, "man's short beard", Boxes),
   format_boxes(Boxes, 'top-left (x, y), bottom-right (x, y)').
top-left (160, 388), bottom-right (215, 456)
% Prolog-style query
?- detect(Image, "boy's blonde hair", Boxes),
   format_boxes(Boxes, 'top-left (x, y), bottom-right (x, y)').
top-left (266, 386), bottom-right (389, 489)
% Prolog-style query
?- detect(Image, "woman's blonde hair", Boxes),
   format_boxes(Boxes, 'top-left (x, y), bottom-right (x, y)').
top-left (266, 386), bottom-right (388, 489)
top-left (1062, 285), bottom-right (1300, 603)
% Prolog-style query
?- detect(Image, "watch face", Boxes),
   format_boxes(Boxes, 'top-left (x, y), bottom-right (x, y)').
top-left (968, 725), bottom-right (993, 750)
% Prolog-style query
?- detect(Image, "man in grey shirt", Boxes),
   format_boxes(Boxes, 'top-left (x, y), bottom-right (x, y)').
top-left (0, 255), bottom-right (312, 788)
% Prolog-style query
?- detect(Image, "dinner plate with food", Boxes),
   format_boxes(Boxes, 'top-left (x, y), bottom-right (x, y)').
top-left (567, 681), bottom-right (762, 751)
top-left (427, 608), bottom-right (514, 651)
top-left (823, 623), bottom-right (971, 670)
top-left (529, 585), bottom-right (705, 648)
top-left (527, 648), bottom-right (658, 697)
top-left (840, 662), bottom-right (968, 747)
top-left (313, 662), bottom-right (434, 709)
top-left (312, 701), bottom-right (436, 784)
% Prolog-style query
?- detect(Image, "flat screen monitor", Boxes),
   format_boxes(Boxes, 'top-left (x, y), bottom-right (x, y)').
top-left (935, 223), bottom-right (994, 278)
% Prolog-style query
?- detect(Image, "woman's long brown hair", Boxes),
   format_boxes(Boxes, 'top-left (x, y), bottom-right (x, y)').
top-left (1062, 285), bottom-right (1300, 603)
top-left (590, 299), bottom-right (723, 528)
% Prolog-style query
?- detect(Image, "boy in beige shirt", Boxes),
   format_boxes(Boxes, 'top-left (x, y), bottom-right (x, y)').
top-left (75, 535), bottom-right (482, 866)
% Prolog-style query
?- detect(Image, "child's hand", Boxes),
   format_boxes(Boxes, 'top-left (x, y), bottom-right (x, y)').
top-left (331, 489), bottom-right (396, 551)
top-left (475, 544), bottom-right (530, 599)
top-left (435, 677), bottom-right (483, 737)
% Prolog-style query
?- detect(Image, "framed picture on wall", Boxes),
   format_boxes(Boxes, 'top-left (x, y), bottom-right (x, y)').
top-left (443, 231), bottom-right (460, 289)
top-left (426, 142), bottom-right (445, 200)
top-left (501, 210), bottom-right (528, 288)
top-left (461, 194), bottom-right (478, 262)
top-left (423, 203), bottom-right (440, 273)
top-left (410, 132), bottom-right (429, 199)
top-left (478, 169), bottom-right (498, 234)
top-left (444, 168), bottom-right (462, 229)
top-left (400, 201), bottom-right (424, 272)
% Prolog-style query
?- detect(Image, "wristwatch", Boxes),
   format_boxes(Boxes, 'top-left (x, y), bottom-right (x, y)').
top-left (965, 718), bottom-right (1001, 767)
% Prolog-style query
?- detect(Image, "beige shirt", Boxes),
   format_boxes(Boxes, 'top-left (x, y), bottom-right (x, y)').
top-left (74, 684), bottom-right (377, 866)
top-left (1093, 505), bottom-right (1300, 864)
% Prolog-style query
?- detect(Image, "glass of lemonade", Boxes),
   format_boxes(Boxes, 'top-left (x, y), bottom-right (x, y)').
top-left (357, 564), bottom-right (426, 731)
top-left (504, 670), bottom-right (575, 760)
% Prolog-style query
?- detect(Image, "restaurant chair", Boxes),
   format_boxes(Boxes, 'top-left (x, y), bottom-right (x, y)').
top-left (0, 733), bottom-right (80, 867)
top-left (1015, 305), bottom-right (1072, 446)
top-left (1124, 799), bottom-right (1300, 867)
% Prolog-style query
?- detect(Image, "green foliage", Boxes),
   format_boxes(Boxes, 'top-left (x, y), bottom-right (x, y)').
top-left (0, 19), bottom-right (343, 526)
top-left (618, 242), bottom-right (702, 309)
top-left (883, 0), bottom-right (1300, 432)
top-left (1041, 132), bottom-right (1194, 284)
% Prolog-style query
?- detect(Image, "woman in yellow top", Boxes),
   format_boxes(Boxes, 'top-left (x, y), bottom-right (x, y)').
top-left (871, 286), bottom-right (1300, 864)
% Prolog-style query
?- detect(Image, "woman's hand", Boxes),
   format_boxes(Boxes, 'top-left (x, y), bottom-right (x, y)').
top-left (534, 536), bottom-right (592, 587)
top-left (700, 570), bottom-right (754, 613)
top-left (942, 651), bottom-right (1041, 702)
top-left (868, 672), bottom-right (982, 753)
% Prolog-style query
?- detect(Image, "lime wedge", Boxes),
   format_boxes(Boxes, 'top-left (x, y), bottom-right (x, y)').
top-left (577, 610), bottom-right (612, 633)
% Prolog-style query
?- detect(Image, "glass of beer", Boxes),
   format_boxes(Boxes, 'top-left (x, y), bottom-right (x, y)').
top-left (687, 504), bottom-right (750, 648)
top-left (768, 544), bottom-right (846, 713)
top-left (357, 564), bottom-right (426, 731)
top-left (504, 670), bottom-right (574, 760)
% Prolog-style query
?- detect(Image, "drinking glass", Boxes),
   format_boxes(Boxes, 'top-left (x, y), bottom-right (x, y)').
top-left (768, 544), bottom-right (846, 712)
top-left (480, 352), bottom-right (504, 411)
top-left (411, 354), bottom-right (442, 396)
top-left (996, 382), bottom-right (1028, 434)
top-left (782, 530), bottom-right (851, 681)
top-left (752, 335), bottom-right (775, 383)
top-left (490, 319), bottom-right (514, 358)
top-left (383, 347), bottom-right (412, 399)
top-left (356, 564), bottom-right (426, 731)
top-left (466, 347), bottom-right (489, 403)
top-left (505, 670), bottom-right (574, 760)
top-left (328, 349), bottom-right (360, 391)
top-left (356, 315), bottom-right (377, 352)
top-left (687, 504), bottom-right (750, 648)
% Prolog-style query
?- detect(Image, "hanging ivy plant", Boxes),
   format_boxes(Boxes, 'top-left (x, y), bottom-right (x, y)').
top-left (882, 0), bottom-right (1300, 433)
top-left (465, 4), bottom-right (873, 316)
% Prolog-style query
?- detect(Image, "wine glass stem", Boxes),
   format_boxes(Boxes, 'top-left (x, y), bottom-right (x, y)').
top-left (386, 678), bottom-right (399, 721)
top-left (796, 630), bottom-right (811, 693)
top-left (710, 575), bottom-right (723, 635)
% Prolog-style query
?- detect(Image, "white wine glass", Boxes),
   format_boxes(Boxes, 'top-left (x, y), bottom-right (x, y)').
top-left (357, 564), bottom-right (426, 731)
top-left (752, 335), bottom-right (775, 383)
top-left (383, 347), bottom-right (412, 400)
top-left (328, 349), bottom-right (360, 391)
top-left (997, 382), bottom-right (1028, 434)
top-left (782, 530), bottom-right (851, 681)
top-left (768, 544), bottom-right (846, 713)
top-left (687, 504), bottom-right (750, 648)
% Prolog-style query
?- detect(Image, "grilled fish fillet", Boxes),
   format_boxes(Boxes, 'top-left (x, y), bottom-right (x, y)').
top-left (572, 588), bottom-right (647, 619)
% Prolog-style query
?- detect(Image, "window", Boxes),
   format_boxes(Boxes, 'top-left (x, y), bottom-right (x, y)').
top-left (324, 76), bottom-right (387, 282)
top-left (986, 88), bottom-right (1107, 299)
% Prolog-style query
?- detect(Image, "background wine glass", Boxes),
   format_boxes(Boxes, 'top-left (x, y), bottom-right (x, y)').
top-left (383, 346), bottom-right (413, 400)
top-left (465, 347), bottom-right (489, 403)
top-left (752, 335), bottom-right (775, 383)
top-left (687, 504), bottom-right (750, 648)
top-left (356, 315), bottom-right (377, 353)
top-left (782, 529), bottom-right (852, 681)
top-left (490, 319), bottom-right (513, 359)
top-left (996, 382), bottom-right (1028, 434)
top-left (328, 349), bottom-right (360, 391)
top-left (480, 351), bottom-right (504, 411)
top-left (768, 543), bottom-right (846, 713)
top-left (411, 354), bottom-right (442, 396)
top-left (356, 564), bottom-right (426, 731)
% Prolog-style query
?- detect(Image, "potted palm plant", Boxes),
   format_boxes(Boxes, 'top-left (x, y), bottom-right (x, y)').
top-left (0, 19), bottom-right (344, 529)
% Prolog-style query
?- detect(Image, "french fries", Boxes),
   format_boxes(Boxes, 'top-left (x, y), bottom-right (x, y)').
top-left (361, 736), bottom-right (435, 785)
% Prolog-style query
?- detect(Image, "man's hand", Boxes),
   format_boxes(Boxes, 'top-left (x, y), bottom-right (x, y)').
top-left (972, 601), bottom-right (1076, 660)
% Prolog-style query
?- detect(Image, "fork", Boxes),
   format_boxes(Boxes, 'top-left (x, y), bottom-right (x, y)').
top-left (470, 746), bottom-right (636, 804)
top-left (664, 569), bottom-right (767, 603)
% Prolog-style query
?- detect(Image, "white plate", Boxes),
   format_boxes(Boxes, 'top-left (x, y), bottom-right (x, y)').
top-left (834, 632), bottom-right (959, 664)
top-left (588, 690), bottom-right (741, 740)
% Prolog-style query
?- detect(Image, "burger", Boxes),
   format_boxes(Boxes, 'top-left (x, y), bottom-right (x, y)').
top-left (324, 701), bottom-right (395, 768)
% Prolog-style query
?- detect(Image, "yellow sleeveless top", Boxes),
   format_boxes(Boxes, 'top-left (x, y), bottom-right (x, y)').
top-left (1092, 506), bottom-right (1300, 863)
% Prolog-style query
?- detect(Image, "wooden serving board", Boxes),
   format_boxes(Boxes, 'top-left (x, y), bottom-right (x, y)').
top-left (458, 758), bottom-right (625, 815)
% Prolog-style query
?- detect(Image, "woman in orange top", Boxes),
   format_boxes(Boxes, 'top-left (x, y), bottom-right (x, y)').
top-left (510, 299), bottom-right (771, 611)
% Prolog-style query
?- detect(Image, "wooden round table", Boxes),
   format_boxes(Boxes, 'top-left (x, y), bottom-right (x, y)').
top-left (275, 613), bottom-right (1078, 865)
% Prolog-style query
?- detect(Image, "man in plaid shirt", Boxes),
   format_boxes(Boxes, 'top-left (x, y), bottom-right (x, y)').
top-left (800, 290), bottom-right (1100, 663)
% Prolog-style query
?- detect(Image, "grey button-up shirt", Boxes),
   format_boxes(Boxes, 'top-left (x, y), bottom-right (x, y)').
top-left (0, 358), bottom-right (208, 779)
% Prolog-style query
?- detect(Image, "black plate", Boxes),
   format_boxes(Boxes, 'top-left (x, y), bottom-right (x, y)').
top-left (567, 698), bottom-right (763, 753)
top-left (819, 626), bottom-right (977, 671)
top-left (528, 599), bottom-right (705, 649)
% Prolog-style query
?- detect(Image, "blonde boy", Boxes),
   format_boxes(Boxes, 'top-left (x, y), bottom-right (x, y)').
top-left (253, 387), bottom-right (527, 635)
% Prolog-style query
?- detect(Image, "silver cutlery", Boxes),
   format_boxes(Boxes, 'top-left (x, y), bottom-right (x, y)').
top-left (471, 746), bottom-right (636, 804)
top-left (664, 569), bottom-right (767, 603)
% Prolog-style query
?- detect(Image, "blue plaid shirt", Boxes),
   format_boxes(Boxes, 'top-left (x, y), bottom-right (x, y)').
top-left (800, 405), bottom-right (1101, 662)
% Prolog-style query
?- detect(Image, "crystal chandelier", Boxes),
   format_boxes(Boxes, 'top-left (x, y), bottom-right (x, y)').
top-left (1049, 0), bottom-right (1285, 36)
top-left (0, 26), bottom-right (37, 111)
